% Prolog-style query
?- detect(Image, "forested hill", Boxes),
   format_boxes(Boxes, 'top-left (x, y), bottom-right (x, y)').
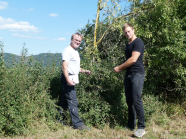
top-left (3, 53), bottom-right (62, 67)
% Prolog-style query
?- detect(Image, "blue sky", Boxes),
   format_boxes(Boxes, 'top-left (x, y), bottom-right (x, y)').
top-left (0, 0), bottom-right (99, 55)
top-left (0, 0), bottom-right (129, 56)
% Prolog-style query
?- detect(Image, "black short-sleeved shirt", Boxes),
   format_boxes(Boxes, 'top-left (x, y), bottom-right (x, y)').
top-left (125, 38), bottom-right (145, 74)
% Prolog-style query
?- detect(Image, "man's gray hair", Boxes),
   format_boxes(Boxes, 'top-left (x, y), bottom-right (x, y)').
top-left (71, 32), bottom-right (83, 40)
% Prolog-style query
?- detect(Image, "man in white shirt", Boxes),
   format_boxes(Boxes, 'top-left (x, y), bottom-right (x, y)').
top-left (60, 32), bottom-right (91, 131)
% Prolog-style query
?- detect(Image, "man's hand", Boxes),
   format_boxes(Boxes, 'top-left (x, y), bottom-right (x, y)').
top-left (85, 70), bottom-right (91, 75)
top-left (67, 79), bottom-right (76, 86)
top-left (113, 67), bottom-right (122, 73)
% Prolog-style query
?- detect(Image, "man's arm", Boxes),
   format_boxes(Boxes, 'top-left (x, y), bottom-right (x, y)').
top-left (80, 68), bottom-right (91, 75)
top-left (62, 60), bottom-right (75, 86)
top-left (113, 51), bottom-right (141, 73)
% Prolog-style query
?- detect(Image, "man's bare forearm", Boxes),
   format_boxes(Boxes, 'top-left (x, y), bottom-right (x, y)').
top-left (80, 68), bottom-right (86, 73)
top-left (80, 68), bottom-right (92, 75)
top-left (118, 57), bottom-right (136, 70)
top-left (113, 51), bottom-right (140, 73)
top-left (62, 61), bottom-right (75, 86)
top-left (62, 65), bottom-right (69, 81)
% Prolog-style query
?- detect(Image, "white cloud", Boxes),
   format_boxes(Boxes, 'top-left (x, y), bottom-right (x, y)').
top-left (24, 8), bottom-right (34, 11)
top-left (53, 38), bottom-right (66, 41)
top-left (66, 32), bottom-right (72, 35)
top-left (0, 16), bottom-right (39, 32)
top-left (49, 13), bottom-right (59, 17)
top-left (29, 8), bottom-right (34, 11)
top-left (12, 33), bottom-right (46, 40)
top-left (0, 37), bottom-right (3, 39)
top-left (13, 33), bottom-right (33, 38)
top-left (58, 38), bottom-right (65, 41)
top-left (0, 1), bottom-right (8, 10)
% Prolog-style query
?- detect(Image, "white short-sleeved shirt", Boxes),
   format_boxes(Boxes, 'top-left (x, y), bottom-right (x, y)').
top-left (62, 45), bottom-right (80, 75)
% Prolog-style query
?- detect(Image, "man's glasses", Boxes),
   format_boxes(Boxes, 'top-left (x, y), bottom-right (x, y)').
top-left (73, 39), bottom-right (81, 43)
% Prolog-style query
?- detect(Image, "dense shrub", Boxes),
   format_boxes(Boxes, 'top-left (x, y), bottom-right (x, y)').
top-left (77, 59), bottom-right (127, 127)
top-left (134, 0), bottom-right (186, 103)
top-left (0, 47), bottom-right (60, 135)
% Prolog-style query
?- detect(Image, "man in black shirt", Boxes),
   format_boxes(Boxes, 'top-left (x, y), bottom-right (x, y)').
top-left (113, 23), bottom-right (146, 138)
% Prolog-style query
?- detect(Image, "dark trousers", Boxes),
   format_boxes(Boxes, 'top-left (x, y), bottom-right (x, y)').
top-left (124, 73), bottom-right (145, 129)
top-left (60, 74), bottom-right (84, 128)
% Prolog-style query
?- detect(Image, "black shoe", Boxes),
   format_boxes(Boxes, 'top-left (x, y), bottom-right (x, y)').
top-left (76, 125), bottom-right (91, 131)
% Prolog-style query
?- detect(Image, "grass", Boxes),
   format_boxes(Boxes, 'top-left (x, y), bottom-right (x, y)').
top-left (1, 116), bottom-right (186, 139)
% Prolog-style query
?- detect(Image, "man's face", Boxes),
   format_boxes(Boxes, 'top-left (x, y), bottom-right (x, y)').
top-left (123, 26), bottom-right (134, 40)
top-left (71, 34), bottom-right (82, 49)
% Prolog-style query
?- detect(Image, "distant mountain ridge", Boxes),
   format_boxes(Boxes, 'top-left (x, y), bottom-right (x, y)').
top-left (2, 53), bottom-right (62, 67)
